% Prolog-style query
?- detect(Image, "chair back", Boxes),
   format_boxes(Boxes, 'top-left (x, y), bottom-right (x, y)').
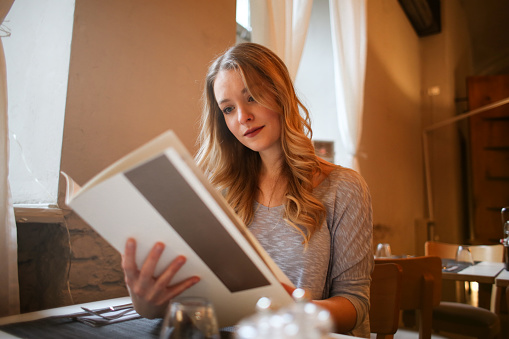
top-left (425, 241), bottom-right (504, 262)
top-left (370, 263), bottom-right (403, 339)
top-left (375, 256), bottom-right (442, 339)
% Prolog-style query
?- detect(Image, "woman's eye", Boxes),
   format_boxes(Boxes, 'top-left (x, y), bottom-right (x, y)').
top-left (222, 106), bottom-right (234, 114)
top-left (248, 96), bottom-right (255, 102)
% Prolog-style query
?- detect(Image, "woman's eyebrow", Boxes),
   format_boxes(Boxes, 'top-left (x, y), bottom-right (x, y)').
top-left (217, 88), bottom-right (249, 105)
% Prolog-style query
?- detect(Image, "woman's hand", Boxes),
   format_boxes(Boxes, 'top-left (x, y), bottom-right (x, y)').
top-left (122, 238), bottom-right (200, 319)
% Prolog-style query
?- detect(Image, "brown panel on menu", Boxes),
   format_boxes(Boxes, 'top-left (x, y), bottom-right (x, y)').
top-left (125, 154), bottom-right (270, 292)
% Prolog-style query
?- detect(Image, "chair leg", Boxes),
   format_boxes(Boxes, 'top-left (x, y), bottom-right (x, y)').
top-left (376, 334), bottom-right (394, 339)
top-left (455, 281), bottom-right (467, 303)
top-left (419, 274), bottom-right (435, 339)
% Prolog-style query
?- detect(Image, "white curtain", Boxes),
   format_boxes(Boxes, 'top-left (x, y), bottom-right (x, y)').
top-left (329, 0), bottom-right (367, 170)
top-left (0, 0), bottom-right (19, 317)
top-left (250, 0), bottom-right (314, 80)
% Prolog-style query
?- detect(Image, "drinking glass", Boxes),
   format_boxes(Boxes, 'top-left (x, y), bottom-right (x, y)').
top-left (160, 297), bottom-right (220, 339)
top-left (501, 207), bottom-right (509, 270)
top-left (375, 243), bottom-right (392, 258)
top-left (455, 245), bottom-right (474, 265)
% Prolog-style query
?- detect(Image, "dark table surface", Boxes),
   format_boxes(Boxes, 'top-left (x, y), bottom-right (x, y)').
top-left (0, 316), bottom-right (235, 339)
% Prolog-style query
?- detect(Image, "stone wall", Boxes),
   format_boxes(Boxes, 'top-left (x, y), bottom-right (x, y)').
top-left (65, 213), bottom-right (128, 305)
top-left (17, 216), bottom-right (128, 313)
top-left (17, 223), bottom-right (71, 313)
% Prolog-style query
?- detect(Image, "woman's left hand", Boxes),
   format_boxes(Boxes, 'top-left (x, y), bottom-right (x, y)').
top-left (122, 238), bottom-right (200, 319)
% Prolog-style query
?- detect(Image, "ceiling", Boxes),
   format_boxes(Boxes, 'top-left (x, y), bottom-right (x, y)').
top-left (399, 0), bottom-right (509, 75)
top-left (460, 0), bottom-right (509, 75)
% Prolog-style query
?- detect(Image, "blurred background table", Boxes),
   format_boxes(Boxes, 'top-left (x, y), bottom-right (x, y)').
top-left (494, 269), bottom-right (509, 313)
top-left (442, 259), bottom-right (505, 309)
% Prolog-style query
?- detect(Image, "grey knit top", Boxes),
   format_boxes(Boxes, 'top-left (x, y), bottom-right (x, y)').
top-left (248, 166), bottom-right (373, 338)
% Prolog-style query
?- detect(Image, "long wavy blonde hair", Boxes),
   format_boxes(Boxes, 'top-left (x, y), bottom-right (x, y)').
top-left (195, 43), bottom-right (326, 244)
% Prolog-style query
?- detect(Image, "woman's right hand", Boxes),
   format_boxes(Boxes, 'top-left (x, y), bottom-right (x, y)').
top-left (122, 238), bottom-right (200, 319)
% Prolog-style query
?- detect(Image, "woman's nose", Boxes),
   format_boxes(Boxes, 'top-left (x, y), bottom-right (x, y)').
top-left (237, 105), bottom-right (253, 123)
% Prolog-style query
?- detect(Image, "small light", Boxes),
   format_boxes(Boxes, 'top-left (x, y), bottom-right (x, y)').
top-left (284, 323), bottom-right (299, 336)
top-left (427, 86), bottom-right (440, 96)
top-left (237, 325), bottom-right (258, 338)
top-left (268, 314), bottom-right (284, 328)
top-left (304, 303), bottom-right (317, 314)
top-left (317, 310), bottom-right (331, 321)
top-left (292, 288), bottom-right (307, 301)
top-left (256, 297), bottom-right (271, 311)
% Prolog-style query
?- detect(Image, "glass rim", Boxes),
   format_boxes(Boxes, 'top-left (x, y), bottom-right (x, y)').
top-left (170, 296), bottom-right (212, 306)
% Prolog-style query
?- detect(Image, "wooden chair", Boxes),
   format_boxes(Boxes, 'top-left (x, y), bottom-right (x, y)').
top-left (425, 241), bottom-right (504, 263)
top-left (375, 256), bottom-right (442, 339)
top-left (422, 241), bottom-right (501, 339)
top-left (369, 263), bottom-right (403, 339)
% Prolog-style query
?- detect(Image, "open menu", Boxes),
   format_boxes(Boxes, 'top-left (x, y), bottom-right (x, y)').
top-left (61, 130), bottom-right (294, 327)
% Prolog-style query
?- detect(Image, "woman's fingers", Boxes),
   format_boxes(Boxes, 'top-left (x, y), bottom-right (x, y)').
top-left (164, 276), bottom-right (201, 301)
top-left (122, 238), bottom-right (139, 282)
top-left (147, 256), bottom-right (200, 302)
top-left (122, 238), bottom-right (199, 312)
top-left (153, 255), bottom-right (187, 289)
top-left (138, 242), bottom-right (166, 288)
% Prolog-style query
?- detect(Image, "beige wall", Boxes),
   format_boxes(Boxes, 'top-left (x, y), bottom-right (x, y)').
top-left (421, 0), bottom-right (473, 244)
top-left (60, 0), bottom-right (236, 187)
top-left (360, 0), bottom-right (423, 256)
top-left (56, 0), bottom-right (236, 305)
top-left (361, 0), bottom-right (472, 256)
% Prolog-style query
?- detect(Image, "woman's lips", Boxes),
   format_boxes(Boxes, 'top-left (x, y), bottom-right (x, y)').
top-left (244, 126), bottom-right (264, 137)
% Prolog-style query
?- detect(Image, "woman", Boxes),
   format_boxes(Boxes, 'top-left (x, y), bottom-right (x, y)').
top-left (122, 43), bottom-right (373, 337)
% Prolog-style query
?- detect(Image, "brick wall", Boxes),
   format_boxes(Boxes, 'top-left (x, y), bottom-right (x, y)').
top-left (17, 215), bottom-right (128, 313)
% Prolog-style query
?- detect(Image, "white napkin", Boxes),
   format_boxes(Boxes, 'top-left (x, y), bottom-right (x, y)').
top-left (76, 308), bottom-right (141, 327)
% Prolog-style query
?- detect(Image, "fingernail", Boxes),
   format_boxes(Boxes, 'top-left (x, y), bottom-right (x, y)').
top-left (127, 239), bottom-right (135, 248)
top-left (155, 243), bottom-right (165, 252)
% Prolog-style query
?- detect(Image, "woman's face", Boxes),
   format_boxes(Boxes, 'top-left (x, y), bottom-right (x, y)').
top-left (213, 69), bottom-right (282, 156)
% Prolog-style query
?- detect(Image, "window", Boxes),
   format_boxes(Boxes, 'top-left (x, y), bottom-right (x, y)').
top-left (236, 0), bottom-right (251, 43)
top-left (4, 0), bottom-right (75, 209)
top-left (236, 0), bottom-right (251, 31)
top-left (294, 0), bottom-right (341, 164)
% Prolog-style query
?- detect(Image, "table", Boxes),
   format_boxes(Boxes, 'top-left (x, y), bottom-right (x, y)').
top-left (0, 297), bottom-right (359, 339)
top-left (495, 268), bottom-right (509, 287)
top-left (442, 260), bottom-right (505, 284)
top-left (0, 297), bottom-right (132, 326)
top-left (494, 269), bottom-right (509, 314)
top-left (0, 297), bottom-right (164, 339)
top-left (494, 269), bottom-right (509, 339)
top-left (441, 260), bottom-right (505, 309)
